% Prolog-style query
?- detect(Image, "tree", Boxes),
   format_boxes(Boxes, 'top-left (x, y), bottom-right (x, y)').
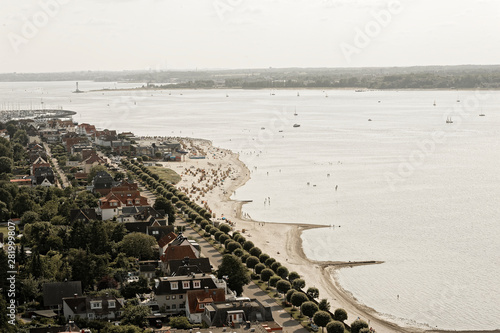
top-left (245, 256), bottom-right (259, 271)
top-left (242, 240), bottom-right (254, 251)
top-left (13, 129), bottom-right (29, 146)
top-left (326, 321), bottom-right (345, 333)
top-left (226, 241), bottom-right (242, 253)
top-left (291, 292), bottom-right (308, 311)
top-left (87, 165), bottom-right (108, 183)
top-left (20, 211), bottom-right (40, 225)
top-left (217, 254), bottom-right (250, 296)
top-left (276, 266), bottom-right (289, 279)
top-left (121, 277), bottom-right (150, 299)
top-left (333, 308), bottom-right (348, 322)
top-left (269, 275), bottom-right (281, 288)
top-left (259, 253), bottom-right (270, 263)
top-left (97, 275), bottom-right (118, 290)
top-left (276, 279), bottom-right (291, 296)
top-left (249, 247), bottom-right (262, 257)
top-left (292, 278), bottom-right (305, 290)
top-left (121, 304), bottom-right (152, 327)
top-left (307, 287), bottom-right (320, 299)
top-left (301, 301), bottom-right (318, 319)
top-left (270, 261), bottom-right (282, 272)
top-left (260, 268), bottom-right (274, 286)
top-left (0, 156), bottom-right (13, 174)
top-left (318, 298), bottom-right (331, 312)
top-left (119, 233), bottom-right (157, 259)
top-left (265, 257), bottom-right (276, 267)
top-left (313, 311), bottom-right (332, 332)
top-left (288, 271), bottom-right (300, 282)
top-left (255, 263), bottom-right (266, 275)
top-left (286, 289), bottom-right (296, 303)
top-left (169, 316), bottom-right (192, 329)
top-left (219, 223), bottom-right (231, 233)
top-left (153, 196), bottom-right (176, 225)
top-left (350, 319), bottom-right (369, 333)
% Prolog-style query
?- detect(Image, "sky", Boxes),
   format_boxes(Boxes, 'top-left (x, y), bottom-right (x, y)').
top-left (0, 0), bottom-right (499, 73)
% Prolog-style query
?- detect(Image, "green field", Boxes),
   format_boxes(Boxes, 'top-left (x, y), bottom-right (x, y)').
top-left (146, 166), bottom-right (182, 185)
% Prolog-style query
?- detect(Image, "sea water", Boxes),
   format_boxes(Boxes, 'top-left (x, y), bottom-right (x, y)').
top-left (1, 82), bottom-right (499, 330)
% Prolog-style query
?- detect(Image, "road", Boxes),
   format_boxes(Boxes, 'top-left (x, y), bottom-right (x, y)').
top-left (43, 142), bottom-right (70, 188)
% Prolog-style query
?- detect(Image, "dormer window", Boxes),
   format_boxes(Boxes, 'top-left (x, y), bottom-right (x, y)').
top-left (135, 198), bottom-right (140, 204)
top-left (108, 300), bottom-right (116, 308)
top-left (170, 282), bottom-right (178, 290)
top-left (182, 281), bottom-right (190, 289)
top-left (90, 301), bottom-right (102, 309)
top-left (193, 280), bottom-right (201, 288)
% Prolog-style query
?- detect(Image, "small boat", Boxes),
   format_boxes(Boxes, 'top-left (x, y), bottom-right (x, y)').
top-left (446, 117), bottom-right (453, 123)
top-left (226, 94), bottom-right (229, 97)
top-left (433, 100), bottom-right (436, 106)
top-left (261, 127), bottom-right (265, 130)
top-left (479, 113), bottom-right (485, 116)
top-left (293, 124), bottom-right (300, 128)
top-left (294, 107), bottom-right (298, 116)
top-left (368, 119), bottom-right (372, 121)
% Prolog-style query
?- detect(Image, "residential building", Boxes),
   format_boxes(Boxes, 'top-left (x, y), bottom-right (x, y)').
top-left (202, 299), bottom-right (275, 328)
top-left (42, 281), bottom-right (82, 311)
top-left (152, 273), bottom-right (228, 317)
top-left (62, 295), bottom-right (124, 320)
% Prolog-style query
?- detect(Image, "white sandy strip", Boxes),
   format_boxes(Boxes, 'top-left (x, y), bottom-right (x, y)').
top-left (160, 138), bottom-right (423, 333)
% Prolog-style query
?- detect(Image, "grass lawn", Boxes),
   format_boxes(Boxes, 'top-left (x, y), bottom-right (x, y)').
top-left (146, 166), bottom-right (181, 184)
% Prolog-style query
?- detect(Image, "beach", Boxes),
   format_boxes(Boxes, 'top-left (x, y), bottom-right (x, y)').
top-left (159, 138), bottom-right (425, 333)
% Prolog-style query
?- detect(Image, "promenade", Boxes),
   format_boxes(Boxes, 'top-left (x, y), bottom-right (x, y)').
top-left (175, 218), bottom-right (309, 333)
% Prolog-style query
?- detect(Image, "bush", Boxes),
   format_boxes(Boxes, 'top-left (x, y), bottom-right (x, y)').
top-left (169, 316), bottom-right (192, 329)
top-left (249, 247), bottom-right (262, 257)
top-left (259, 253), bottom-right (270, 263)
top-left (255, 263), bottom-right (266, 275)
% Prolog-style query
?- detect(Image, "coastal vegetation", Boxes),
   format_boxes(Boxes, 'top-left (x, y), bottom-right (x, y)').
top-left (3, 65), bottom-right (500, 89)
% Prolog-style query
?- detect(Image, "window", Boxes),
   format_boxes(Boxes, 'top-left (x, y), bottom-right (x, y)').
top-left (179, 295), bottom-right (183, 299)
top-left (182, 281), bottom-right (190, 289)
top-left (199, 304), bottom-right (204, 309)
top-left (180, 303), bottom-right (185, 309)
top-left (170, 282), bottom-right (178, 290)
top-left (90, 301), bottom-right (102, 309)
top-left (108, 301), bottom-right (116, 308)
top-left (165, 296), bottom-right (170, 300)
top-left (88, 313), bottom-right (94, 319)
top-left (135, 198), bottom-right (140, 204)
top-left (193, 280), bottom-right (201, 288)
top-left (172, 304), bottom-right (176, 309)
top-left (172, 295), bottom-right (176, 299)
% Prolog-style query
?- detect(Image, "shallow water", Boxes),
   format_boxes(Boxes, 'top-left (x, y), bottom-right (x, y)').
top-left (1, 82), bottom-right (499, 330)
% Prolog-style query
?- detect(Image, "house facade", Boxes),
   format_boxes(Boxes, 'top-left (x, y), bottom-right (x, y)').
top-left (152, 274), bottom-right (228, 317)
top-left (62, 295), bottom-right (124, 320)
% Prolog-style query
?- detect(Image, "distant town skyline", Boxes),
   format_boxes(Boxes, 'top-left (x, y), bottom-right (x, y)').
top-left (1, 0), bottom-right (499, 73)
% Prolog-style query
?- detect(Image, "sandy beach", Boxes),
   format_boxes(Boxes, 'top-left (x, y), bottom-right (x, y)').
top-left (158, 138), bottom-right (486, 333)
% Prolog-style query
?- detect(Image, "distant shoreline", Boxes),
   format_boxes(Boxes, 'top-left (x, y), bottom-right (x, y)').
top-left (86, 87), bottom-right (500, 93)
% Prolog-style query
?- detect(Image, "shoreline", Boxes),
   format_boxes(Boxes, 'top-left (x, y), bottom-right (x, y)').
top-left (164, 138), bottom-right (496, 333)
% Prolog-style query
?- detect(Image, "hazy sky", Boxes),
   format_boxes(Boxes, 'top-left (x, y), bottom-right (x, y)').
top-left (0, 0), bottom-right (499, 73)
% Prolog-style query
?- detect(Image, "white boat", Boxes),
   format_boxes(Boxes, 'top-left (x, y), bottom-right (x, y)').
top-left (446, 117), bottom-right (453, 123)
top-left (294, 107), bottom-right (298, 116)
top-left (479, 113), bottom-right (485, 116)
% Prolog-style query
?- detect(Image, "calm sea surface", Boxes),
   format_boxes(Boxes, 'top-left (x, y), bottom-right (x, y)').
top-left (1, 81), bottom-right (499, 330)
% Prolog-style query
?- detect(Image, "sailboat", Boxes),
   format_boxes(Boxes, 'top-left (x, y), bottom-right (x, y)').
top-left (456, 95), bottom-right (460, 102)
top-left (446, 117), bottom-right (453, 123)
top-left (297, 92), bottom-right (300, 97)
top-left (433, 100), bottom-right (436, 106)
top-left (294, 107), bottom-right (298, 116)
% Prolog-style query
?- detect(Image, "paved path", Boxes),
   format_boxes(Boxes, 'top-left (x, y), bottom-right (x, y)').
top-left (176, 218), bottom-right (309, 333)
top-left (43, 142), bottom-right (70, 188)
